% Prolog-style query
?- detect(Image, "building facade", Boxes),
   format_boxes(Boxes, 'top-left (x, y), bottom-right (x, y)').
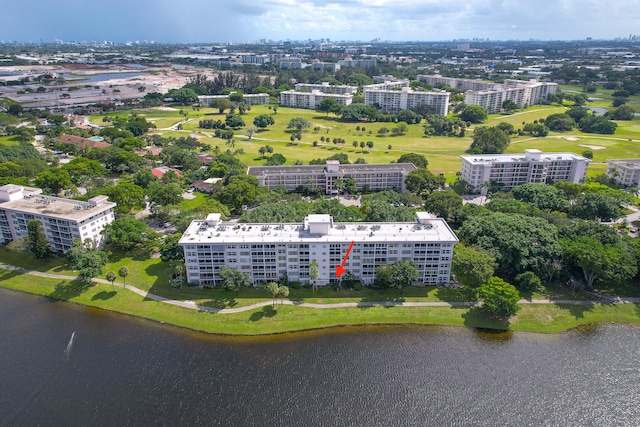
top-left (363, 86), bottom-right (449, 115)
top-left (294, 82), bottom-right (358, 95)
top-left (460, 149), bottom-right (590, 193)
top-left (606, 159), bottom-right (640, 188)
top-left (179, 212), bottom-right (458, 287)
top-left (247, 161), bottom-right (416, 194)
top-left (279, 90), bottom-right (352, 109)
top-left (198, 93), bottom-right (269, 107)
top-left (0, 185), bottom-right (116, 253)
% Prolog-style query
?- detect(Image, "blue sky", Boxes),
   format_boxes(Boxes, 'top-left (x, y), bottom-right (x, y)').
top-left (1, 0), bottom-right (639, 43)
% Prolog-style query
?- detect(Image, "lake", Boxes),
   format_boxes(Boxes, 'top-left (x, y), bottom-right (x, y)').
top-left (60, 72), bottom-right (147, 83)
top-left (1, 287), bottom-right (639, 426)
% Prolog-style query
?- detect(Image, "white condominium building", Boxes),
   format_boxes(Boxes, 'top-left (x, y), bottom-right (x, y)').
top-left (364, 86), bottom-right (449, 115)
top-left (198, 93), bottom-right (270, 107)
top-left (279, 90), bottom-right (352, 109)
top-left (0, 184), bottom-right (116, 253)
top-left (606, 159), bottom-right (640, 188)
top-left (179, 212), bottom-right (458, 287)
top-left (247, 160), bottom-right (416, 194)
top-left (294, 82), bottom-right (358, 95)
top-left (460, 149), bottom-right (590, 193)
top-left (417, 75), bottom-right (557, 113)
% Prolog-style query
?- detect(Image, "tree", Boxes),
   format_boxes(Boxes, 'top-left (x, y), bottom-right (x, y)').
top-left (458, 211), bottom-right (562, 277)
top-left (345, 73), bottom-right (374, 86)
top-left (67, 238), bottom-right (108, 283)
top-left (477, 277), bottom-right (520, 318)
top-left (377, 127), bottom-right (389, 137)
top-left (531, 124), bottom-right (549, 137)
top-left (287, 117), bottom-right (311, 132)
top-left (317, 98), bottom-right (341, 116)
top-left (253, 114), bottom-right (275, 129)
top-left (496, 122), bottom-right (515, 135)
top-left (391, 123), bottom-right (408, 136)
top-left (167, 88), bottom-right (198, 105)
top-left (452, 244), bottom-right (496, 288)
top-left (578, 115), bottom-right (617, 134)
top-left (218, 266), bottom-right (251, 294)
top-left (545, 113), bottom-right (575, 131)
top-left (501, 99), bottom-right (518, 113)
top-left (267, 282), bottom-right (280, 307)
top-left (397, 153), bottom-right (428, 169)
top-left (405, 168), bottom-right (445, 196)
top-left (265, 153), bottom-right (286, 166)
top-left (34, 169), bottom-right (73, 195)
top-left (101, 183), bottom-right (146, 214)
top-left (277, 285), bottom-right (290, 305)
top-left (424, 190), bottom-right (463, 221)
top-left (106, 271), bottom-right (117, 288)
top-left (118, 266), bottom-right (129, 288)
top-left (459, 105), bottom-right (488, 123)
top-left (216, 175), bottom-right (260, 214)
top-left (148, 182), bottom-right (183, 209)
top-left (103, 215), bottom-right (160, 252)
top-left (397, 109), bottom-right (421, 124)
top-left (570, 193), bottom-right (621, 222)
top-left (309, 259), bottom-right (319, 292)
top-left (27, 220), bottom-right (49, 258)
top-left (7, 104), bottom-right (24, 116)
top-left (225, 114), bottom-right (245, 129)
top-left (366, 141), bottom-right (374, 152)
top-left (391, 260), bottom-right (419, 292)
top-left (374, 264), bottom-right (394, 292)
top-left (468, 126), bottom-right (510, 154)
top-left (512, 184), bottom-right (568, 211)
top-left (611, 104), bottom-right (636, 120)
top-left (160, 233), bottom-right (184, 262)
top-left (515, 271), bottom-right (542, 292)
top-left (210, 98), bottom-right (233, 114)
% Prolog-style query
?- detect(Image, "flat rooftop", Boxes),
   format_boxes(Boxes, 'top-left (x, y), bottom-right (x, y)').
top-left (1, 194), bottom-right (115, 221)
top-left (460, 152), bottom-right (587, 164)
top-left (608, 159), bottom-right (640, 169)
top-left (179, 216), bottom-right (458, 245)
top-left (248, 163), bottom-right (417, 176)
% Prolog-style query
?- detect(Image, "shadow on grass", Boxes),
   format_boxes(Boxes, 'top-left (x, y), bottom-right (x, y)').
top-left (200, 294), bottom-right (238, 310)
top-left (49, 280), bottom-right (93, 301)
top-left (358, 290), bottom-right (405, 309)
top-left (462, 307), bottom-right (510, 330)
top-left (551, 300), bottom-right (596, 319)
top-left (435, 286), bottom-right (478, 303)
top-left (91, 290), bottom-right (117, 301)
top-left (249, 305), bottom-right (278, 322)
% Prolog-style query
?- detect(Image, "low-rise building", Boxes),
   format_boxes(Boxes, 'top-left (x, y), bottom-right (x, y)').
top-left (460, 149), bottom-right (590, 193)
top-left (0, 184), bottom-right (116, 253)
top-left (247, 160), bottom-right (416, 194)
top-left (294, 82), bottom-right (358, 95)
top-left (179, 212), bottom-right (457, 287)
top-left (279, 90), bottom-right (352, 109)
top-left (198, 93), bottom-right (269, 107)
top-left (606, 159), bottom-right (640, 188)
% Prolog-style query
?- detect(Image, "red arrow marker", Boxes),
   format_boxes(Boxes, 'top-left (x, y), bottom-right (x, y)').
top-left (335, 241), bottom-right (355, 278)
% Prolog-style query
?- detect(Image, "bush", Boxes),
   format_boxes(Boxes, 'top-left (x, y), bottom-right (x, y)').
top-left (353, 282), bottom-right (363, 291)
top-left (290, 281), bottom-right (301, 289)
top-left (515, 271), bottom-right (543, 292)
top-left (303, 283), bottom-right (312, 289)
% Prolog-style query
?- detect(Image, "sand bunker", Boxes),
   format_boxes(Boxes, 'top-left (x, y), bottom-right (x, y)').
top-left (566, 137), bottom-right (580, 141)
top-left (578, 144), bottom-right (606, 150)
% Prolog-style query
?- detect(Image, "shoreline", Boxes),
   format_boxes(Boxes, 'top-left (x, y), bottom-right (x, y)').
top-left (1, 265), bottom-right (639, 336)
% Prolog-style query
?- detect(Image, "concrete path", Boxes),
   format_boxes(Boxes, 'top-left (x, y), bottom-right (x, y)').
top-left (2, 263), bottom-right (639, 314)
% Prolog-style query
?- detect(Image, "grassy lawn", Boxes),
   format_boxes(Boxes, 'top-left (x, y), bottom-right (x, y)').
top-left (0, 135), bottom-right (20, 146)
top-left (1, 268), bottom-right (639, 335)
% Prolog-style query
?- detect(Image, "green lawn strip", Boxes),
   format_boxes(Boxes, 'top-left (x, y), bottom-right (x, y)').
top-left (0, 135), bottom-right (20, 146)
top-left (1, 269), bottom-right (639, 335)
top-left (0, 247), bottom-right (77, 275)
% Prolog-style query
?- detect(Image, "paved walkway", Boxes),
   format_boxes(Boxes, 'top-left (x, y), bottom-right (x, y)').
top-left (2, 264), bottom-right (639, 314)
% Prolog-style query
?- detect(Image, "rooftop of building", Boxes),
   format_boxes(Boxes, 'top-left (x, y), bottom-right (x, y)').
top-left (460, 150), bottom-right (589, 164)
top-left (607, 159), bottom-right (640, 169)
top-left (247, 162), bottom-right (417, 176)
top-left (55, 134), bottom-right (112, 149)
top-left (180, 213), bottom-right (458, 246)
top-left (0, 185), bottom-right (115, 221)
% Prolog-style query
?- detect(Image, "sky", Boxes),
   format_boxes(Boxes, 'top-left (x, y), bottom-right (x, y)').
top-left (1, 0), bottom-right (640, 43)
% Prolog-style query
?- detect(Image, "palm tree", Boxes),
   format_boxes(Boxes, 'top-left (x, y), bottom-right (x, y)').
top-left (118, 266), bottom-right (129, 288)
top-left (106, 271), bottom-right (116, 289)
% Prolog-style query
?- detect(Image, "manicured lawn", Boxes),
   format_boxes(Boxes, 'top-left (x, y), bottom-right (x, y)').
top-left (1, 268), bottom-right (639, 335)
top-left (0, 135), bottom-right (20, 146)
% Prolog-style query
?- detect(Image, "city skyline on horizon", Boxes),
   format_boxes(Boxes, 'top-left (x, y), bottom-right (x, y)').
top-left (1, 1), bottom-right (639, 45)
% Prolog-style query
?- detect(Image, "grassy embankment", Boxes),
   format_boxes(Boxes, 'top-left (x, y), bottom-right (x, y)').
top-left (1, 249), bottom-right (639, 336)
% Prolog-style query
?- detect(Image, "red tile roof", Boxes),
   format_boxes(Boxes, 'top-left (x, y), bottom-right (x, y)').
top-left (55, 135), bottom-right (112, 149)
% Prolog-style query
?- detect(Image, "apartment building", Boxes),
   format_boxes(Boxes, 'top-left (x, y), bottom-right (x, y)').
top-left (294, 82), bottom-right (358, 95)
top-left (279, 90), bottom-right (352, 109)
top-left (363, 86), bottom-right (449, 115)
top-left (179, 212), bottom-right (458, 287)
top-left (606, 159), bottom-right (640, 188)
top-left (198, 93), bottom-right (270, 107)
top-left (337, 59), bottom-right (377, 68)
top-left (0, 184), bottom-right (116, 253)
top-left (247, 160), bottom-right (416, 194)
top-left (460, 149), bottom-right (590, 193)
top-left (417, 75), bottom-right (558, 113)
